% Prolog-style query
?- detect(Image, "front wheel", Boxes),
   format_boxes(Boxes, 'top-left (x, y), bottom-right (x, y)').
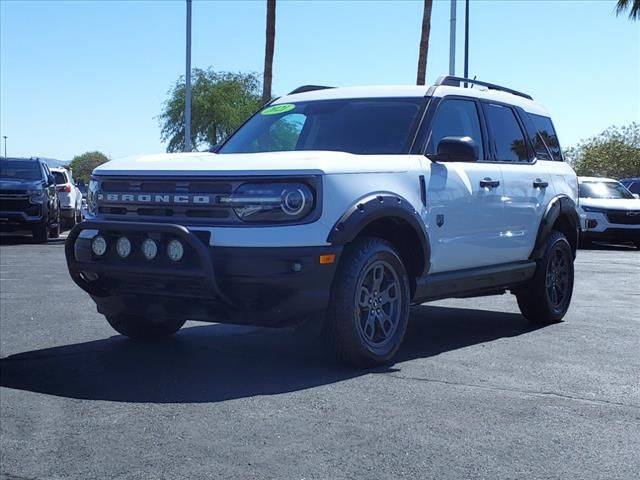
top-left (327, 237), bottom-right (410, 367)
top-left (106, 315), bottom-right (186, 340)
top-left (516, 230), bottom-right (574, 324)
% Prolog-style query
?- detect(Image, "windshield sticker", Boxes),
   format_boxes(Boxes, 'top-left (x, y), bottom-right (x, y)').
top-left (261, 104), bottom-right (295, 115)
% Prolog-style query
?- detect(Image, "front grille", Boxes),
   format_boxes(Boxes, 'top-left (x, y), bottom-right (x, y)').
top-left (0, 196), bottom-right (32, 212)
top-left (607, 210), bottom-right (640, 225)
top-left (96, 177), bottom-right (238, 223)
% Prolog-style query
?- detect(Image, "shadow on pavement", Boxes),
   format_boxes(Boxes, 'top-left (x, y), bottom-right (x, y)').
top-left (0, 233), bottom-right (68, 246)
top-left (0, 305), bottom-right (543, 403)
top-left (579, 241), bottom-right (637, 252)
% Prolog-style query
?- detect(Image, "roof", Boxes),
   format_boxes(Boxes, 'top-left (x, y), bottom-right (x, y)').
top-left (578, 176), bottom-right (620, 183)
top-left (274, 80), bottom-right (549, 116)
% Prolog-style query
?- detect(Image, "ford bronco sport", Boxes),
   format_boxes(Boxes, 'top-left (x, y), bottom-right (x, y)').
top-left (66, 76), bottom-right (580, 366)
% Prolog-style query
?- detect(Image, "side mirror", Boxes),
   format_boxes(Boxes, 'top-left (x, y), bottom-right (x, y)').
top-left (47, 174), bottom-right (56, 186)
top-left (435, 136), bottom-right (478, 162)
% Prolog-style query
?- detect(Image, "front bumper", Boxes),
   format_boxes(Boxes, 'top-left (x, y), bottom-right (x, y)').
top-left (582, 227), bottom-right (640, 244)
top-left (0, 209), bottom-right (44, 232)
top-left (65, 221), bottom-right (342, 327)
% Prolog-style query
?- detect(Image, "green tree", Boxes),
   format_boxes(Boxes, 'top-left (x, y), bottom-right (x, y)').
top-left (565, 123), bottom-right (640, 178)
top-left (69, 151), bottom-right (110, 184)
top-left (416, 0), bottom-right (433, 85)
top-left (616, 0), bottom-right (640, 20)
top-left (159, 69), bottom-right (262, 152)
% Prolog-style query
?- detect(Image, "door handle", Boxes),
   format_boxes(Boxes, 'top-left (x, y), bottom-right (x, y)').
top-left (533, 179), bottom-right (549, 188)
top-left (480, 178), bottom-right (500, 189)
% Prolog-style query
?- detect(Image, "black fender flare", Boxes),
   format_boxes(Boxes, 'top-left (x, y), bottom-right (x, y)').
top-left (530, 195), bottom-right (580, 260)
top-left (326, 193), bottom-right (431, 276)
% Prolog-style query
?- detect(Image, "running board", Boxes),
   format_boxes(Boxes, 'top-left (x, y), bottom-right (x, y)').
top-left (412, 261), bottom-right (536, 304)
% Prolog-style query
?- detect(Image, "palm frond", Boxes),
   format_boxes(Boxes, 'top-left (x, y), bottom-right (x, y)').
top-left (616, 0), bottom-right (640, 20)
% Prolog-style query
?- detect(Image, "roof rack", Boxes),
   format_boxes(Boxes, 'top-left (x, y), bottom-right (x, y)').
top-left (434, 75), bottom-right (533, 100)
top-left (287, 85), bottom-right (334, 95)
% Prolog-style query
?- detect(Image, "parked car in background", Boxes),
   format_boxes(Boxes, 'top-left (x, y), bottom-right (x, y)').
top-left (0, 157), bottom-right (61, 242)
top-left (578, 176), bottom-right (640, 248)
top-left (51, 167), bottom-right (83, 227)
top-left (619, 177), bottom-right (640, 197)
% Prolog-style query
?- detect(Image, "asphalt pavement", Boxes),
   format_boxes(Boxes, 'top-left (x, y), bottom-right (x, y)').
top-left (1, 234), bottom-right (639, 480)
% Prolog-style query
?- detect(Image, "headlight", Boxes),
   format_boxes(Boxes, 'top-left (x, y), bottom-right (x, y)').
top-left (582, 206), bottom-right (606, 213)
top-left (87, 179), bottom-right (99, 215)
top-left (220, 183), bottom-right (315, 223)
top-left (27, 189), bottom-right (45, 203)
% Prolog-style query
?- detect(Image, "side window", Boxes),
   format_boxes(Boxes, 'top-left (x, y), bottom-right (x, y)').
top-left (426, 99), bottom-right (484, 159)
top-left (529, 114), bottom-right (563, 161)
top-left (40, 162), bottom-right (49, 180)
top-left (484, 104), bottom-right (530, 162)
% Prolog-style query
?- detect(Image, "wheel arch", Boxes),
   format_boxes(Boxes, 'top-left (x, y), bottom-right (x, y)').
top-left (530, 195), bottom-right (580, 260)
top-left (327, 193), bottom-right (431, 288)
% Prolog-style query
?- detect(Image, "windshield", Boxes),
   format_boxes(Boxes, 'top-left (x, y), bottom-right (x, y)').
top-left (218, 97), bottom-right (423, 155)
top-left (53, 171), bottom-right (68, 185)
top-left (0, 159), bottom-right (42, 181)
top-left (579, 181), bottom-right (634, 199)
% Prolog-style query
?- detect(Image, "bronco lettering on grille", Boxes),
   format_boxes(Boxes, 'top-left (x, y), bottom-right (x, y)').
top-left (97, 193), bottom-right (216, 204)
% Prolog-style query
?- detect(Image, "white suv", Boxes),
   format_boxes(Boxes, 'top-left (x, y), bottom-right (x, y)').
top-left (65, 76), bottom-right (580, 367)
top-left (51, 167), bottom-right (83, 227)
top-left (578, 176), bottom-right (640, 249)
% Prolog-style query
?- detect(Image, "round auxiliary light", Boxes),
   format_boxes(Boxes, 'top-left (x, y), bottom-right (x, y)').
top-left (116, 236), bottom-right (132, 258)
top-left (141, 238), bottom-right (158, 260)
top-left (91, 235), bottom-right (107, 256)
top-left (282, 188), bottom-right (306, 216)
top-left (166, 239), bottom-right (184, 262)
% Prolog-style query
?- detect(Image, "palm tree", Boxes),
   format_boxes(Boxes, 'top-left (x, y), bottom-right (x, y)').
top-left (616, 0), bottom-right (640, 20)
top-left (262, 0), bottom-right (276, 104)
top-left (416, 0), bottom-right (433, 85)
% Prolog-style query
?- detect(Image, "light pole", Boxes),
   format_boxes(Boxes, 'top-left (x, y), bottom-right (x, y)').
top-left (184, 0), bottom-right (192, 152)
top-left (449, 0), bottom-right (456, 75)
top-left (464, 0), bottom-right (470, 86)
top-left (2, 136), bottom-right (6, 157)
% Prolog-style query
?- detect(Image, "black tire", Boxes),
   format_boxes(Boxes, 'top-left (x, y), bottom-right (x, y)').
top-left (49, 209), bottom-right (60, 238)
top-left (76, 208), bottom-right (83, 224)
top-left (326, 237), bottom-right (411, 368)
top-left (67, 209), bottom-right (77, 228)
top-left (33, 221), bottom-right (48, 243)
top-left (106, 315), bottom-right (186, 340)
top-left (516, 230), bottom-right (574, 324)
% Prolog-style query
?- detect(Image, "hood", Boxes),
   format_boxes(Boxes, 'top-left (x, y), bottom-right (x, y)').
top-left (93, 151), bottom-right (410, 177)
top-left (0, 179), bottom-right (43, 191)
top-left (579, 197), bottom-right (640, 210)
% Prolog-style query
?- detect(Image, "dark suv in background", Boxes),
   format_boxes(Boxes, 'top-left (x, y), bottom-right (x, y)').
top-left (0, 157), bottom-right (61, 242)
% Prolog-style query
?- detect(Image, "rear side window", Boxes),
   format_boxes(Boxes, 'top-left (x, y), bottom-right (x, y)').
top-left (53, 171), bottom-right (68, 184)
top-left (529, 114), bottom-right (563, 161)
top-left (484, 104), bottom-right (529, 162)
top-left (626, 181), bottom-right (640, 194)
top-left (426, 99), bottom-right (484, 159)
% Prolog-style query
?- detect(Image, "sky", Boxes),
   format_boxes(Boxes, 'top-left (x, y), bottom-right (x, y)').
top-left (1, 0), bottom-right (638, 161)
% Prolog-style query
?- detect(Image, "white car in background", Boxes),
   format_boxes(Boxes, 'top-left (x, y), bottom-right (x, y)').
top-left (51, 167), bottom-right (83, 227)
top-left (578, 176), bottom-right (640, 249)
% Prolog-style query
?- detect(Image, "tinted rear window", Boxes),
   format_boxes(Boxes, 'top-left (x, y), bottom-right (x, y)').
top-left (529, 114), bottom-right (562, 161)
top-left (219, 98), bottom-right (423, 155)
top-left (53, 171), bottom-right (68, 184)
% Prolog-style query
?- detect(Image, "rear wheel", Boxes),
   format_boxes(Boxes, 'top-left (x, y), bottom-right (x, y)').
top-left (516, 230), bottom-right (574, 324)
top-left (106, 315), bottom-right (186, 340)
top-left (66, 209), bottom-right (77, 228)
top-left (49, 208), bottom-right (60, 238)
top-left (326, 237), bottom-right (410, 367)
